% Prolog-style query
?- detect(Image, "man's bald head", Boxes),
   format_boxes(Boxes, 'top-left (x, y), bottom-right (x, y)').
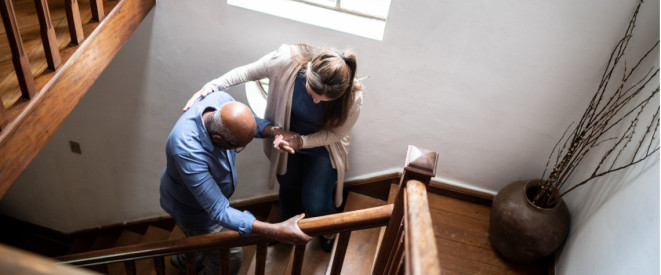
top-left (206, 101), bottom-right (256, 150)
top-left (220, 101), bottom-right (256, 147)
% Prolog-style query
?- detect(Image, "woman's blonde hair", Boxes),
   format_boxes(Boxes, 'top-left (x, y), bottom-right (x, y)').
top-left (292, 44), bottom-right (363, 130)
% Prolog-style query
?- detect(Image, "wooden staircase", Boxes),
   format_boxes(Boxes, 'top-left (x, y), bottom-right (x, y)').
top-left (0, 0), bottom-right (156, 198)
top-left (56, 191), bottom-right (391, 275)
top-left (1, 146), bottom-right (552, 274)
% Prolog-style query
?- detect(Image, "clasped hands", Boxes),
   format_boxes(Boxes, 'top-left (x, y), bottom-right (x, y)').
top-left (272, 127), bottom-right (302, 154)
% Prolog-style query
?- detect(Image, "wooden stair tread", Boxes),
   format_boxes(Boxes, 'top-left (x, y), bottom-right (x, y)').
top-left (135, 226), bottom-right (171, 275)
top-left (115, 230), bottom-right (144, 246)
top-left (168, 225), bottom-right (185, 240)
top-left (66, 237), bottom-right (92, 254)
top-left (245, 243), bottom-right (293, 275)
top-left (326, 192), bottom-right (386, 275)
top-left (344, 192), bottom-right (386, 211)
top-left (109, 230), bottom-right (144, 275)
top-left (164, 225), bottom-right (185, 275)
top-left (237, 245), bottom-right (257, 275)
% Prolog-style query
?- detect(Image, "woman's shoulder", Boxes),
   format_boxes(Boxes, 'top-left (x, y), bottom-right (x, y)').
top-left (263, 44), bottom-right (297, 68)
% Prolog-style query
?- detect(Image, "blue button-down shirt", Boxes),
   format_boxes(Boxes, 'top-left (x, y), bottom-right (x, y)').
top-left (160, 91), bottom-right (255, 235)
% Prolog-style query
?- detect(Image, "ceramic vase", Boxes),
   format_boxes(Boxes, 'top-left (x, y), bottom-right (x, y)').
top-left (488, 179), bottom-right (570, 263)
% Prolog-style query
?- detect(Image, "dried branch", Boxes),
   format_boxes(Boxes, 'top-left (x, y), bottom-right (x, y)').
top-left (535, 0), bottom-right (660, 208)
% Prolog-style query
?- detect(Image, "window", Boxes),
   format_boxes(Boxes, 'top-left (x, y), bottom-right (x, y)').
top-left (227, 0), bottom-right (392, 40)
top-left (245, 78), bottom-right (269, 118)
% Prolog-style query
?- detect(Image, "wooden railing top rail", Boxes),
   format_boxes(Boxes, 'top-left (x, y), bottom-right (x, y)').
top-left (57, 204), bottom-right (393, 267)
top-left (0, 243), bottom-right (97, 275)
top-left (405, 179), bottom-right (442, 275)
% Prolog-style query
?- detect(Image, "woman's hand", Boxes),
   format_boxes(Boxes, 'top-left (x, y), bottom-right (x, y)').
top-left (273, 135), bottom-right (295, 154)
top-left (183, 88), bottom-right (213, 111)
top-left (272, 128), bottom-right (302, 153)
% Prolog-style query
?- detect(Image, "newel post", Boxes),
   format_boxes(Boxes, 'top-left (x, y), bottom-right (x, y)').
top-left (372, 145), bottom-right (438, 274)
top-left (399, 145), bottom-right (438, 188)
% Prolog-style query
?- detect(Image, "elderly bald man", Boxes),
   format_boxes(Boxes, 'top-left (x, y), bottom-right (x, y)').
top-left (160, 91), bottom-right (310, 275)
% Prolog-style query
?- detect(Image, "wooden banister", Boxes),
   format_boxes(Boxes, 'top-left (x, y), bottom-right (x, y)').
top-left (0, 0), bottom-right (156, 198)
top-left (57, 205), bottom-right (393, 266)
top-left (0, 243), bottom-right (97, 275)
top-left (405, 180), bottom-right (441, 275)
top-left (373, 145), bottom-right (441, 275)
top-left (55, 146), bottom-right (440, 274)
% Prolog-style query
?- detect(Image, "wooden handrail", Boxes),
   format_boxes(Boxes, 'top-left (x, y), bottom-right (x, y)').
top-left (373, 145), bottom-right (441, 274)
top-left (405, 180), bottom-right (442, 274)
top-left (57, 204), bottom-right (393, 266)
top-left (0, 243), bottom-right (97, 275)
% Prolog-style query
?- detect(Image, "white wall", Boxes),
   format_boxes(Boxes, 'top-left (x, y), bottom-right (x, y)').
top-left (0, 0), bottom-right (658, 272)
top-left (557, 159), bottom-right (659, 274)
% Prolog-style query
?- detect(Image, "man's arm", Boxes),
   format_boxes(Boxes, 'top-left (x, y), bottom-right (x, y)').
top-left (251, 214), bottom-right (311, 245)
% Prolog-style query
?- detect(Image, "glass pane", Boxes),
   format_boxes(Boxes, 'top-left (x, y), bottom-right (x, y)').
top-left (257, 78), bottom-right (269, 94)
top-left (340, 0), bottom-right (391, 19)
top-left (304, 0), bottom-right (336, 8)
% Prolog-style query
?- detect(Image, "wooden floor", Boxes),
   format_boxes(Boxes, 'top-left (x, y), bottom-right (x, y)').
top-left (428, 191), bottom-right (550, 274)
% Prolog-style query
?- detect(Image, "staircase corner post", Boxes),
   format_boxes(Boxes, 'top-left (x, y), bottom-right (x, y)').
top-left (373, 145), bottom-right (438, 274)
top-left (399, 145), bottom-right (439, 188)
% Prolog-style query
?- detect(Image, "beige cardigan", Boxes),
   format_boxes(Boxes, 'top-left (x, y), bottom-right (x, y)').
top-left (201, 44), bottom-right (363, 206)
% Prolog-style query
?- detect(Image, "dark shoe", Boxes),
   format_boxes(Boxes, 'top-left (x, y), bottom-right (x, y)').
top-left (170, 254), bottom-right (203, 273)
top-left (319, 236), bottom-right (335, 253)
top-left (170, 254), bottom-right (186, 272)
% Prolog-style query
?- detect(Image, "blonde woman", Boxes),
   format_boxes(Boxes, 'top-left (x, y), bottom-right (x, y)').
top-left (184, 44), bottom-right (363, 252)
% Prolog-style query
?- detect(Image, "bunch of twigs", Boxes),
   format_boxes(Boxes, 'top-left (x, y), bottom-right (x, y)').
top-left (533, 0), bottom-right (660, 208)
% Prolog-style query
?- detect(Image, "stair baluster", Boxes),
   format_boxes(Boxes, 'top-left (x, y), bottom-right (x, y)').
top-left (291, 244), bottom-right (306, 275)
top-left (0, 0), bottom-right (37, 99)
top-left (123, 261), bottom-right (136, 275)
top-left (65, 0), bottom-right (84, 44)
top-left (328, 230), bottom-right (351, 275)
top-left (255, 242), bottom-right (267, 275)
top-left (90, 0), bottom-right (105, 21)
top-left (34, 0), bottom-right (62, 70)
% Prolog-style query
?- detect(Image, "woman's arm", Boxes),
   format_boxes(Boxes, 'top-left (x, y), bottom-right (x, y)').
top-left (301, 95), bottom-right (362, 148)
top-left (183, 47), bottom-right (285, 111)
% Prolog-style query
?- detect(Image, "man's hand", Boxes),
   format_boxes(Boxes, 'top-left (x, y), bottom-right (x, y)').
top-left (183, 88), bottom-right (213, 111)
top-left (252, 214), bottom-right (311, 245)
